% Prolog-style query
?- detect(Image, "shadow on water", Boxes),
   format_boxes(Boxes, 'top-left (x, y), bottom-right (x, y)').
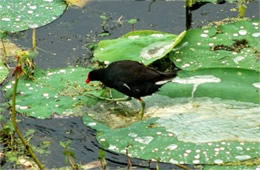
top-left (1, 0), bottom-right (259, 169)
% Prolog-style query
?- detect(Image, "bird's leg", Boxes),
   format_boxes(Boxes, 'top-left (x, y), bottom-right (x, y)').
top-left (85, 93), bottom-right (131, 102)
top-left (138, 98), bottom-right (146, 120)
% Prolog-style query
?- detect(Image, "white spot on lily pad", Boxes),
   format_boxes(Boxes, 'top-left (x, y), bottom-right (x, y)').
top-left (27, 10), bottom-right (33, 14)
top-left (181, 64), bottom-right (190, 68)
top-left (43, 0), bottom-right (53, 2)
top-left (236, 146), bottom-right (243, 150)
top-left (165, 144), bottom-right (178, 150)
top-left (19, 106), bottom-right (29, 110)
top-left (186, 149), bottom-right (192, 153)
top-left (151, 34), bottom-right (164, 37)
top-left (43, 93), bottom-right (49, 97)
top-left (156, 131), bottom-right (162, 135)
top-left (169, 159), bottom-right (178, 164)
top-left (29, 24), bottom-right (39, 28)
top-left (59, 69), bottom-right (66, 73)
top-left (88, 122), bottom-right (97, 126)
top-left (128, 35), bottom-right (140, 39)
top-left (214, 159), bottom-right (223, 164)
top-left (134, 136), bottom-right (153, 144)
top-left (253, 82), bottom-right (260, 88)
top-left (208, 43), bottom-right (214, 47)
top-left (233, 33), bottom-right (239, 37)
top-left (239, 30), bottom-right (247, 35)
top-left (29, 5), bottom-right (37, 9)
top-left (235, 155), bottom-right (251, 161)
top-left (108, 145), bottom-right (118, 151)
top-left (100, 138), bottom-right (106, 142)
top-left (104, 61), bottom-right (110, 65)
top-left (203, 30), bottom-right (209, 33)
top-left (193, 160), bottom-right (200, 164)
top-left (200, 34), bottom-right (208, 37)
top-left (233, 56), bottom-right (245, 64)
top-left (6, 85), bottom-right (12, 89)
top-left (252, 33), bottom-right (260, 38)
top-left (2, 18), bottom-right (11, 21)
top-left (128, 132), bottom-right (138, 137)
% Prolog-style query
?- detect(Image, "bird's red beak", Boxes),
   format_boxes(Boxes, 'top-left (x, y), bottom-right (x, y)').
top-left (85, 77), bottom-right (90, 84)
top-left (86, 73), bottom-right (91, 84)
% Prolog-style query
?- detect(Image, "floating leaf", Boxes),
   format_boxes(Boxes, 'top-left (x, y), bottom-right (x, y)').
top-left (82, 64), bottom-right (260, 166)
top-left (158, 68), bottom-right (260, 104)
top-left (170, 20), bottom-right (260, 71)
top-left (4, 67), bottom-right (105, 119)
top-left (83, 95), bottom-right (260, 164)
top-left (65, 0), bottom-right (91, 8)
top-left (93, 30), bottom-right (186, 65)
top-left (0, 0), bottom-right (66, 32)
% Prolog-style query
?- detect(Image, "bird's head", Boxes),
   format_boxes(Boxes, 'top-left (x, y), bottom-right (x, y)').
top-left (86, 69), bottom-right (104, 84)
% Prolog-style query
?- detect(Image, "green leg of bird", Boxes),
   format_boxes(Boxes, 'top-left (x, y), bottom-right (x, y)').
top-left (138, 99), bottom-right (146, 120)
top-left (85, 93), bottom-right (131, 102)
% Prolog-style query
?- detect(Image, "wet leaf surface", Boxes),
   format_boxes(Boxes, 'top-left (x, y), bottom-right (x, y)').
top-left (170, 20), bottom-right (260, 71)
top-left (0, 0), bottom-right (66, 32)
top-left (83, 95), bottom-right (260, 165)
top-left (4, 67), bottom-right (104, 118)
top-left (94, 30), bottom-right (186, 65)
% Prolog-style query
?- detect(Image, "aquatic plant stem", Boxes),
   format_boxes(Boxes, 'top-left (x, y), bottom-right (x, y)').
top-left (11, 70), bottom-right (44, 170)
top-left (32, 28), bottom-right (37, 51)
top-left (126, 145), bottom-right (132, 170)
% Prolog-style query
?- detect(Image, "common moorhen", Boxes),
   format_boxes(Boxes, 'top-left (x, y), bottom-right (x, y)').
top-left (86, 60), bottom-right (180, 119)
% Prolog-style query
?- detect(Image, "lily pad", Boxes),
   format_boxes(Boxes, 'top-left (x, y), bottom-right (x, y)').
top-left (82, 95), bottom-right (260, 164)
top-left (170, 19), bottom-right (260, 71)
top-left (158, 68), bottom-right (260, 104)
top-left (82, 65), bottom-right (260, 166)
top-left (0, 0), bottom-right (66, 32)
top-left (4, 67), bottom-right (105, 118)
top-left (93, 30), bottom-right (186, 65)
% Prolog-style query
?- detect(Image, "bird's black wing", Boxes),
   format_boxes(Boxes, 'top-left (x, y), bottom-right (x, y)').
top-left (105, 60), bottom-right (164, 85)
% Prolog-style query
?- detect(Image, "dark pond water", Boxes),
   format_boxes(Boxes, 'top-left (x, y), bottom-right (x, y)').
top-left (1, 0), bottom-right (259, 169)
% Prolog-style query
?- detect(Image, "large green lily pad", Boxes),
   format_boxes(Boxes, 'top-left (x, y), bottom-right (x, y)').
top-left (158, 68), bottom-right (260, 104)
top-left (93, 30), bottom-right (186, 65)
top-left (4, 67), bottom-right (105, 118)
top-left (0, 0), bottom-right (66, 32)
top-left (82, 66), bottom-right (260, 166)
top-left (82, 94), bottom-right (260, 165)
top-left (170, 19), bottom-right (260, 71)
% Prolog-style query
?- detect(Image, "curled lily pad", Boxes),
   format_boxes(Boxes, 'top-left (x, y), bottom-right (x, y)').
top-left (0, 0), bottom-right (66, 32)
top-left (0, 59), bottom-right (8, 84)
top-left (4, 67), bottom-right (105, 119)
top-left (93, 30), bottom-right (186, 65)
top-left (0, 40), bottom-right (22, 84)
top-left (170, 19), bottom-right (260, 71)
